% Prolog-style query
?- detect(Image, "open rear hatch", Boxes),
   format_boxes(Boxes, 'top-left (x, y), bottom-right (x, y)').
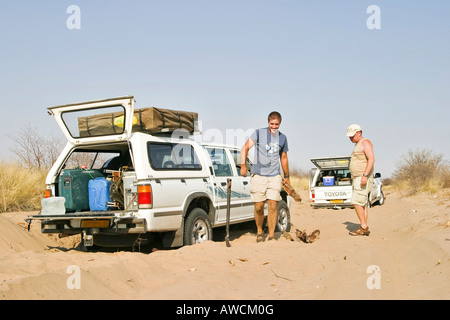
top-left (48, 96), bottom-right (135, 145)
top-left (310, 156), bottom-right (352, 207)
top-left (26, 97), bottom-right (136, 232)
top-left (311, 156), bottom-right (351, 170)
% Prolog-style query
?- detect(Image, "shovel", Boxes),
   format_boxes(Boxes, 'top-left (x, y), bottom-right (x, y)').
top-left (225, 178), bottom-right (232, 247)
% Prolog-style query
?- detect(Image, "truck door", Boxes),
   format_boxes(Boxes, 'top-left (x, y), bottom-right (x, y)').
top-left (206, 147), bottom-right (242, 224)
top-left (229, 149), bottom-right (253, 219)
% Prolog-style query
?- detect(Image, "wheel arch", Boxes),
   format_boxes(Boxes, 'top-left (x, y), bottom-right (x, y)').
top-left (162, 192), bottom-right (215, 248)
top-left (182, 192), bottom-right (216, 222)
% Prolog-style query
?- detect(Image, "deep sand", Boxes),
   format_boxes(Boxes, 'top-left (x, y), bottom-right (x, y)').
top-left (0, 190), bottom-right (448, 300)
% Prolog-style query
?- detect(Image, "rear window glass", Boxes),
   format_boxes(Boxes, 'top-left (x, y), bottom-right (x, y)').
top-left (63, 151), bottom-right (122, 170)
top-left (230, 149), bottom-right (253, 176)
top-left (207, 147), bottom-right (233, 177)
top-left (61, 105), bottom-right (126, 138)
top-left (147, 142), bottom-right (202, 170)
top-left (312, 158), bottom-right (350, 169)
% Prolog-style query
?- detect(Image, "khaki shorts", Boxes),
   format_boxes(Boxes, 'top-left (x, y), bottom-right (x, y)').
top-left (351, 176), bottom-right (374, 207)
top-left (250, 174), bottom-right (282, 202)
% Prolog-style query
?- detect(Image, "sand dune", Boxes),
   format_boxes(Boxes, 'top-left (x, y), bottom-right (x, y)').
top-left (0, 190), bottom-right (449, 300)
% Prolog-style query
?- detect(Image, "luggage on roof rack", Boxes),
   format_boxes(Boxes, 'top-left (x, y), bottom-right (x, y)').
top-left (78, 107), bottom-right (199, 137)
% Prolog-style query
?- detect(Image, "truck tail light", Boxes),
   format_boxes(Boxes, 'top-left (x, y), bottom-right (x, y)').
top-left (138, 184), bottom-right (152, 209)
top-left (44, 189), bottom-right (52, 198)
top-left (311, 190), bottom-right (315, 202)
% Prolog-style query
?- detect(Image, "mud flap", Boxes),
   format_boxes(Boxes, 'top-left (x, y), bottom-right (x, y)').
top-left (162, 221), bottom-right (185, 248)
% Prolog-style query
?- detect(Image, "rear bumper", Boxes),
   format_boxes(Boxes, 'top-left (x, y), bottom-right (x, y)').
top-left (311, 203), bottom-right (353, 209)
top-left (26, 212), bottom-right (146, 235)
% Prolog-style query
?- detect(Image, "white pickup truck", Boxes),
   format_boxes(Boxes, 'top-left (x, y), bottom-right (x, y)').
top-left (27, 96), bottom-right (292, 249)
top-left (309, 156), bottom-right (384, 209)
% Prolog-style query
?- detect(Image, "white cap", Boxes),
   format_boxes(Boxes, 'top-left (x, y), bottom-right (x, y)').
top-left (346, 124), bottom-right (362, 137)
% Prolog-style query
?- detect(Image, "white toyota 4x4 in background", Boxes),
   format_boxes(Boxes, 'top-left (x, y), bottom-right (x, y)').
top-left (27, 96), bottom-right (292, 250)
top-left (309, 156), bottom-right (385, 209)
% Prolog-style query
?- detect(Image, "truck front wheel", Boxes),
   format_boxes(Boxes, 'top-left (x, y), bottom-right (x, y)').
top-left (183, 208), bottom-right (213, 245)
top-left (276, 200), bottom-right (291, 233)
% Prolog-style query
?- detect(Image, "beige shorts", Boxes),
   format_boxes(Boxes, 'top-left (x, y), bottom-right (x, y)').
top-left (351, 176), bottom-right (374, 207)
top-left (250, 174), bottom-right (282, 202)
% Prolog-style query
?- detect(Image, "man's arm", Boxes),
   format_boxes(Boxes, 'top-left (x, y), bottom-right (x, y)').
top-left (240, 138), bottom-right (255, 177)
top-left (361, 139), bottom-right (375, 185)
top-left (280, 152), bottom-right (290, 185)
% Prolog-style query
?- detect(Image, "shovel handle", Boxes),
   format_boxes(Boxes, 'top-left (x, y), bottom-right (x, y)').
top-left (226, 178), bottom-right (232, 247)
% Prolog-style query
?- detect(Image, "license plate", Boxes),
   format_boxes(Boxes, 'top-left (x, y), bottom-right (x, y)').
top-left (80, 219), bottom-right (110, 228)
top-left (330, 199), bottom-right (344, 204)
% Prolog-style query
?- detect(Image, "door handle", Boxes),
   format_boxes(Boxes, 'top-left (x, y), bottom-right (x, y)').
top-left (221, 182), bottom-right (227, 186)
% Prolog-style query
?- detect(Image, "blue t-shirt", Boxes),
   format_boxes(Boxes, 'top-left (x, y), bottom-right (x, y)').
top-left (250, 127), bottom-right (289, 176)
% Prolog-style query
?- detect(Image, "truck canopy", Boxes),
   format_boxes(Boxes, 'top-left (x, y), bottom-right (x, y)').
top-left (310, 156), bottom-right (351, 170)
top-left (48, 96), bottom-right (135, 146)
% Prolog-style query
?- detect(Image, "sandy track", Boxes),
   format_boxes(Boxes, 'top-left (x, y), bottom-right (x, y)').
top-left (0, 190), bottom-right (448, 300)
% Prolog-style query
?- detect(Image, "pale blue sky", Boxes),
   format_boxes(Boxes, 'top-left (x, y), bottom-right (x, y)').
top-left (1, 0), bottom-right (449, 177)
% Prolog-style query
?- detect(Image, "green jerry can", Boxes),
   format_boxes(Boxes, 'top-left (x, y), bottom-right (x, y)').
top-left (58, 168), bottom-right (104, 212)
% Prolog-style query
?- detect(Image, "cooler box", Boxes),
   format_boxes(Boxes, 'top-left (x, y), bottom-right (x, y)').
top-left (58, 169), bottom-right (104, 212)
top-left (41, 197), bottom-right (66, 215)
top-left (323, 176), bottom-right (335, 186)
top-left (88, 177), bottom-right (112, 211)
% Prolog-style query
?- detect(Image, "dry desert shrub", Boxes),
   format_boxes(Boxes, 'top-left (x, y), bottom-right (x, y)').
top-left (0, 161), bottom-right (46, 212)
top-left (392, 148), bottom-right (449, 195)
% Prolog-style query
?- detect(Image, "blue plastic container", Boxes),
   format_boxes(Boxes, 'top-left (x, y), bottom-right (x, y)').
top-left (323, 176), bottom-right (335, 186)
top-left (88, 177), bottom-right (112, 211)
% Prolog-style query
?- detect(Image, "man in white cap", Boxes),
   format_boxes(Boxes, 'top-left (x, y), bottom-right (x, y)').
top-left (346, 124), bottom-right (375, 236)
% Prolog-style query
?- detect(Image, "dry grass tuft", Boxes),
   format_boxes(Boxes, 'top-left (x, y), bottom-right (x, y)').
top-left (290, 175), bottom-right (309, 191)
top-left (391, 148), bottom-right (450, 196)
top-left (289, 168), bottom-right (310, 191)
top-left (0, 161), bottom-right (47, 213)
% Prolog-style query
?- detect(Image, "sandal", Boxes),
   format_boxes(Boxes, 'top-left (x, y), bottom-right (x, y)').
top-left (295, 229), bottom-right (308, 242)
top-left (296, 229), bottom-right (321, 243)
top-left (256, 234), bottom-right (264, 243)
top-left (349, 226), bottom-right (370, 236)
top-left (308, 230), bottom-right (320, 243)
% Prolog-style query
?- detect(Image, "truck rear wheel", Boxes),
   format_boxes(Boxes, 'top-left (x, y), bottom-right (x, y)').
top-left (377, 190), bottom-right (385, 206)
top-left (183, 208), bottom-right (213, 245)
top-left (276, 200), bottom-right (291, 232)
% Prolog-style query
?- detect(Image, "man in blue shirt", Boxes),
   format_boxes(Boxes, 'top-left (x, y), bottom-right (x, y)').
top-left (240, 111), bottom-right (290, 242)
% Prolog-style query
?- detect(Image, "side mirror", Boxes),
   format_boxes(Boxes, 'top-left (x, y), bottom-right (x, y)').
top-left (374, 173), bottom-right (381, 178)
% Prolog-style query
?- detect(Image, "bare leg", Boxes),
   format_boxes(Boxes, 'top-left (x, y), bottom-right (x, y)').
top-left (267, 199), bottom-right (278, 238)
top-left (254, 201), bottom-right (265, 235)
top-left (353, 204), bottom-right (368, 229)
top-left (365, 206), bottom-right (369, 225)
